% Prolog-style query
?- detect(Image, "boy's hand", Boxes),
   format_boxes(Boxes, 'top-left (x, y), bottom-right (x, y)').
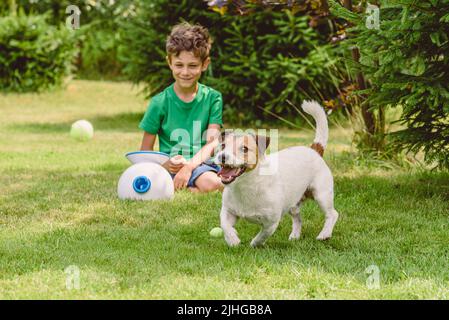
top-left (173, 163), bottom-right (195, 190)
top-left (162, 155), bottom-right (187, 174)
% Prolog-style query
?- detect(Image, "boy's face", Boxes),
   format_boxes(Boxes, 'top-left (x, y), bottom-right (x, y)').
top-left (167, 51), bottom-right (210, 90)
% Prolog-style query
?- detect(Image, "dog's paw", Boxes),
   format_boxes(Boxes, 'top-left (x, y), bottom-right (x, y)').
top-left (316, 232), bottom-right (331, 241)
top-left (225, 235), bottom-right (241, 247)
top-left (288, 232), bottom-right (301, 241)
top-left (250, 239), bottom-right (265, 248)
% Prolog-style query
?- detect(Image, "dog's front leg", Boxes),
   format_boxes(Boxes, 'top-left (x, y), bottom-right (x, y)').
top-left (220, 207), bottom-right (240, 247)
top-left (250, 219), bottom-right (280, 248)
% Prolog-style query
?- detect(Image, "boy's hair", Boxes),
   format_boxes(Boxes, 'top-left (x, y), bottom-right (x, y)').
top-left (166, 22), bottom-right (212, 62)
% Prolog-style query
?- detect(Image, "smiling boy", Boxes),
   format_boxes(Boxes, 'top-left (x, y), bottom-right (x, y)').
top-left (139, 22), bottom-right (223, 193)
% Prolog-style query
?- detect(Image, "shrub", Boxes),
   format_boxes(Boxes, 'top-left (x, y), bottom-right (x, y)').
top-left (6, 0), bottom-right (135, 80)
top-left (0, 13), bottom-right (77, 92)
top-left (76, 22), bottom-right (125, 80)
top-left (330, 0), bottom-right (449, 169)
top-left (71, 1), bottom-right (134, 80)
top-left (119, 0), bottom-right (344, 124)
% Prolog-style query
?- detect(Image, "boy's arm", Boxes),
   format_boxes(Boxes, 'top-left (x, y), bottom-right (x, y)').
top-left (185, 124), bottom-right (221, 170)
top-left (141, 131), bottom-right (184, 173)
top-left (173, 124), bottom-right (220, 190)
top-left (140, 132), bottom-right (156, 151)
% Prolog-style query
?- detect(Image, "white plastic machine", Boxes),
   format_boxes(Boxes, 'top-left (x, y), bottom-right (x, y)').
top-left (117, 151), bottom-right (174, 200)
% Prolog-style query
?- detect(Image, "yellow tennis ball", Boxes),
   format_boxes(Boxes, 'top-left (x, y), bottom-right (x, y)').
top-left (70, 120), bottom-right (94, 141)
top-left (209, 227), bottom-right (223, 238)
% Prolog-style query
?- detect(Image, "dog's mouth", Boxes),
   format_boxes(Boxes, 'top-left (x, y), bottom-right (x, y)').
top-left (217, 165), bottom-right (246, 184)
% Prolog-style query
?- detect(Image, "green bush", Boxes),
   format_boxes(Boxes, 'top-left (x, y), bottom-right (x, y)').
top-left (210, 8), bottom-right (343, 124)
top-left (0, 13), bottom-right (77, 92)
top-left (119, 0), bottom-right (344, 124)
top-left (76, 22), bottom-right (125, 80)
top-left (330, 0), bottom-right (449, 169)
top-left (70, 1), bottom-right (134, 80)
top-left (5, 0), bottom-right (135, 80)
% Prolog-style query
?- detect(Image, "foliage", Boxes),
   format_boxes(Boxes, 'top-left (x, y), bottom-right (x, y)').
top-left (68, 1), bottom-right (135, 79)
top-left (330, 0), bottom-right (449, 169)
top-left (4, 0), bottom-right (136, 80)
top-left (8, 0), bottom-right (135, 25)
top-left (0, 13), bottom-right (77, 92)
top-left (76, 27), bottom-right (123, 80)
top-left (206, 0), bottom-right (330, 16)
top-left (119, 0), bottom-right (345, 124)
top-left (208, 7), bottom-right (343, 123)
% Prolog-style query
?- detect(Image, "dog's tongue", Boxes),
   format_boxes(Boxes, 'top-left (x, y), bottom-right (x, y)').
top-left (218, 167), bottom-right (239, 178)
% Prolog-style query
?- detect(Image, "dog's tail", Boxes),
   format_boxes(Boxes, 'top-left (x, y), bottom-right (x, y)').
top-left (301, 100), bottom-right (328, 157)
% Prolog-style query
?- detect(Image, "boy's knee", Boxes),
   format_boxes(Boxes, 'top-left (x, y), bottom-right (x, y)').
top-left (198, 180), bottom-right (222, 193)
top-left (195, 173), bottom-right (223, 193)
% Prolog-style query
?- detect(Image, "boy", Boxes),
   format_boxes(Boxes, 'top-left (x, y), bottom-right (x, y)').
top-left (139, 22), bottom-right (223, 193)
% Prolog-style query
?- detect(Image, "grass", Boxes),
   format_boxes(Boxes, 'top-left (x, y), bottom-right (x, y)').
top-left (0, 80), bottom-right (448, 299)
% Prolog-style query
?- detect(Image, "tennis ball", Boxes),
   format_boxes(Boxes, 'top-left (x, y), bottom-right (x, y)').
top-left (70, 120), bottom-right (94, 141)
top-left (209, 227), bottom-right (223, 238)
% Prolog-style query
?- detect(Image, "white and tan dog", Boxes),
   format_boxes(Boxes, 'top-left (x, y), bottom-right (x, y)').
top-left (215, 100), bottom-right (339, 247)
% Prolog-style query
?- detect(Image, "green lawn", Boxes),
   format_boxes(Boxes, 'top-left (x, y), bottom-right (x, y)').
top-left (0, 80), bottom-right (448, 299)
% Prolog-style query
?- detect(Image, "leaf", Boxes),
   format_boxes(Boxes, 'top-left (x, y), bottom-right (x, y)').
top-left (430, 32), bottom-right (441, 46)
top-left (401, 55), bottom-right (426, 76)
top-left (440, 13), bottom-right (449, 23)
top-left (328, 0), bottom-right (362, 24)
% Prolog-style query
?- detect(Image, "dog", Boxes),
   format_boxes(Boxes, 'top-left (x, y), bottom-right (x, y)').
top-left (214, 100), bottom-right (339, 247)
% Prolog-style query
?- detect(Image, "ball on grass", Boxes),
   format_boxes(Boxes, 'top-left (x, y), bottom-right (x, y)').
top-left (70, 120), bottom-right (94, 141)
top-left (209, 227), bottom-right (223, 238)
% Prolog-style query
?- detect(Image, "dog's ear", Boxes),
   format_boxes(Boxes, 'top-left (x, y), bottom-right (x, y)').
top-left (219, 131), bottom-right (227, 144)
top-left (255, 135), bottom-right (270, 154)
top-left (219, 130), bottom-right (233, 143)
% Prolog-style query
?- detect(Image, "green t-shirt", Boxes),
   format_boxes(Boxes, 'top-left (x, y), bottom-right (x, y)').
top-left (139, 82), bottom-right (223, 160)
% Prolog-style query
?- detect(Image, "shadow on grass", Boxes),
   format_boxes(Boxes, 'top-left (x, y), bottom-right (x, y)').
top-left (0, 168), bottom-right (448, 292)
top-left (7, 112), bottom-right (145, 134)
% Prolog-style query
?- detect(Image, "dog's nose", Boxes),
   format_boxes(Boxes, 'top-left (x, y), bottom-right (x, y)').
top-left (218, 153), bottom-right (228, 164)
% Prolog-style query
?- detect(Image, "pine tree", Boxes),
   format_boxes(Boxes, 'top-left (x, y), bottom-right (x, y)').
top-left (330, 0), bottom-right (449, 169)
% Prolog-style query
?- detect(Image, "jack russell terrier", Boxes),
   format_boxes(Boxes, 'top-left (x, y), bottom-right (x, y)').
top-left (215, 100), bottom-right (339, 247)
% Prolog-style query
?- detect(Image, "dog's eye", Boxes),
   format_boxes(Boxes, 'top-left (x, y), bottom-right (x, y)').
top-left (241, 146), bottom-right (248, 153)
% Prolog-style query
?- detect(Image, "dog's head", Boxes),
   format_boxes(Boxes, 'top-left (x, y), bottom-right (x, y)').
top-left (214, 131), bottom-right (270, 185)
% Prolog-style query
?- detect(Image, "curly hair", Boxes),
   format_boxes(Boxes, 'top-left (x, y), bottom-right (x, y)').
top-left (166, 22), bottom-right (212, 62)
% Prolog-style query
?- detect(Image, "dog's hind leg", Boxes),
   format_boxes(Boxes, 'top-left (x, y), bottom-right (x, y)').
top-left (313, 189), bottom-right (339, 240)
top-left (220, 207), bottom-right (241, 247)
top-left (250, 219), bottom-right (281, 247)
top-left (288, 204), bottom-right (302, 240)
